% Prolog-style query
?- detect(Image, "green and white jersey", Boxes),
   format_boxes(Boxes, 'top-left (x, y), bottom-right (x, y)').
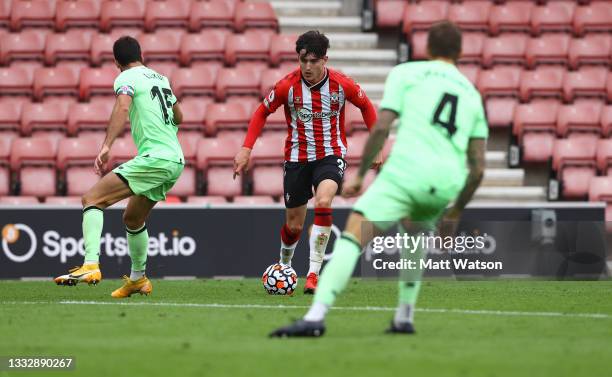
top-left (114, 65), bottom-right (184, 164)
top-left (378, 60), bottom-right (488, 196)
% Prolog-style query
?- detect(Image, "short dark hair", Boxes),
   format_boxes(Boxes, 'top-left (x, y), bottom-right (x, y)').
top-left (295, 30), bottom-right (330, 58)
top-left (427, 21), bottom-right (462, 61)
top-left (113, 36), bottom-right (143, 67)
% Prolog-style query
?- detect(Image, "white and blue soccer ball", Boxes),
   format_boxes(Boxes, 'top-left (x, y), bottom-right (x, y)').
top-left (262, 263), bottom-right (298, 295)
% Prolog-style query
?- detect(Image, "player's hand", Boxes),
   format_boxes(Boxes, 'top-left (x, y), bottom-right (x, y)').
top-left (371, 151), bottom-right (384, 170)
top-left (342, 176), bottom-right (363, 198)
top-left (94, 144), bottom-right (110, 176)
top-left (233, 147), bottom-right (252, 179)
top-left (439, 207), bottom-right (462, 240)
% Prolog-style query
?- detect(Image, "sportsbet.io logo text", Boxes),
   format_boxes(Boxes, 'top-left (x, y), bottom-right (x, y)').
top-left (1, 224), bottom-right (196, 264)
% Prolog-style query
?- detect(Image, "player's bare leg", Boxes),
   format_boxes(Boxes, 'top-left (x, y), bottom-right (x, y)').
top-left (279, 205), bottom-right (307, 266)
top-left (55, 173), bottom-right (133, 286)
top-left (304, 179), bottom-right (338, 294)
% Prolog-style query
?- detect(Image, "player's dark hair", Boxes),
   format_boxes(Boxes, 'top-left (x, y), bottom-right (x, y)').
top-left (113, 36), bottom-right (143, 67)
top-left (427, 21), bottom-right (462, 62)
top-left (295, 30), bottom-right (330, 58)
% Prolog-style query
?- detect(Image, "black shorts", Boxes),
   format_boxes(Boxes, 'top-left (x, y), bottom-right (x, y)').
top-left (283, 155), bottom-right (347, 208)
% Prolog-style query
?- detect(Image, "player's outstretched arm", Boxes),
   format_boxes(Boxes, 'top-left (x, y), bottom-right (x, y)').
top-left (172, 103), bottom-right (183, 125)
top-left (233, 104), bottom-right (270, 179)
top-left (95, 94), bottom-right (131, 176)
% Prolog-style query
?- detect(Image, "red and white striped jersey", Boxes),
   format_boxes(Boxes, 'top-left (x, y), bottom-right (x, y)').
top-left (262, 67), bottom-right (376, 162)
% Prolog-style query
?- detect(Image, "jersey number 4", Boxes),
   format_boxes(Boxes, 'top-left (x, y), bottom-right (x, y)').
top-left (151, 86), bottom-right (174, 125)
top-left (432, 93), bottom-right (458, 137)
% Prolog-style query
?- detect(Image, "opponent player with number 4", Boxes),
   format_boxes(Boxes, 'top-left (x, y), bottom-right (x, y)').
top-left (233, 31), bottom-right (382, 294)
top-left (54, 37), bottom-right (185, 298)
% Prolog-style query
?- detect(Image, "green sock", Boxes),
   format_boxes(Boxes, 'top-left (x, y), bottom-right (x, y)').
top-left (83, 206), bottom-right (103, 263)
top-left (398, 245), bottom-right (424, 305)
top-left (313, 232), bottom-right (362, 307)
top-left (126, 224), bottom-right (149, 271)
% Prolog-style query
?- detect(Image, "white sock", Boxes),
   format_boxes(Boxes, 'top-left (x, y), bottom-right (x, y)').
top-left (308, 225), bottom-right (331, 275)
top-left (393, 303), bottom-right (415, 325)
top-left (130, 270), bottom-right (145, 281)
top-left (280, 240), bottom-right (298, 266)
top-left (303, 302), bottom-right (329, 322)
top-left (84, 261), bottom-right (98, 266)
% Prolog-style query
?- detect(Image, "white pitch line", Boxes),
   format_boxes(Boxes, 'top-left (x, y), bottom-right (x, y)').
top-left (2, 300), bottom-right (611, 320)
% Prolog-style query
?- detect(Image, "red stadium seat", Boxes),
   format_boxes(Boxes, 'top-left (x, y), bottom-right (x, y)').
top-left (56, 0), bottom-right (101, 31)
top-left (233, 196), bottom-right (275, 205)
top-left (171, 66), bottom-right (217, 99)
top-left (147, 61), bottom-right (178, 79)
top-left (344, 167), bottom-right (377, 194)
top-left (0, 134), bottom-right (12, 195)
top-left (144, 0), bottom-right (190, 31)
top-left (10, 137), bottom-right (58, 198)
top-left (45, 196), bottom-right (82, 205)
top-left (602, 105), bottom-right (612, 138)
top-left (21, 101), bottom-right (69, 136)
top-left (376, 0), bottom-right (407, 28)
top-left (476, 66), bottom-right (521, 98)
top-left (608, 73), bottom-right (612, 103)
top-left (485, 97), bottom-right (517, 128)
top-left (90, 32), bottom-right (126, 66)
top-left (519, 67), bottom-right (565, 102)
top-left (0, 100), bottom-right (23, 133)
top-left (513, 101), bottom-right (559, 162)
top-left (344, 103), bottom-right (369, 135)
top-left (225, 30), bottom-right (273, 66)
top-left (552, 138), bottom-right (597, 199)
top-left (10, 0), bottom-right (55, 30)
top-left (573, 2), bottom-right (612, 36)
top-left (596, 139), bottom-right (612, 175)
top-left (252, 166), bottom-right (283, 196)
top-left (177, 97), bottom-right (211, 132)
top-left (568, 35), bottom-right (612, 70)
top-left (168, 167), bottom-right (196, 197)
top-left (79, 67), bottom-right (117, 101)
top-left (269, 34), bottom-right (298, 66)
top-left (0, 66), bottom-right (33, 96)
top-left (57, 137), bottom-right (101, 196)
top-left (531, 2), bottom-right (574, 35)
top-left (100, 0), bottom-right (145, 31)
top-left (177, 132), bottom-right (199, 166)
top-left (186, 196), bottom-right (228, 204)
top-left (458, 33), bottom-right (485, 65)
top-left (67, 101), bottom-right (114, 136)
top-left (402, 1), bottom-right (449, 34)
top-left (215, 66), bottom-right (261, 101)
top-left (448, 1), bottom-right (491, 32)
top-left (250, 132), bottom-right (285, 166)
top-left (489, 2), bottom-right (533, 35)
top-left (345, 132), bottom-right (369, 165)
top-left (196, 138), bottom-right (242, 197)
top-left (204, 102), bottom-right (249, 136)
top-left (107, 137), bottom-right (137, 168)
top-left (557, 101), bottom-right (603, 140)
top-left (138, 31), bottom-right (182, 63)
top-left (589, 176), bottom-right (612, 203)
top-left (482, 34), bottom-right (528, 68)
top-left (189, 0), bottom-right (233, 31)
top-left (263, 108), bottom-right (288, 131)
top-left (457, 64), bottom-right (480, 85)
top-left (562, 67), bottom-right (608, 102)
top-left (0, 30), bottom-right (46, 64)
top-left (525, 34), bottom-right (570, 68)
top-left (44, 31), bottom-right (92, 65)
top-left (409, 31), bottom-right (428, 61)
top-left (64, 167), bottom-right (99, 196)
top-left (0, 0), bottom-right (10, 28)
top-left (179, 29), bottom-right (228, 65)
top-left (33, 66), bottom-right (79, 100)
top-left (0, 196), bottom-right (39, 204)
top-left (234, 2), bottom-right (278, 32)
top-left (260, 68), bottom-right (287, 98)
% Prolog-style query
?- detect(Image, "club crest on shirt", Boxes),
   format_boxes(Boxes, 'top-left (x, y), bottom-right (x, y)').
top-left (330, 92), bottom-right (339, 104)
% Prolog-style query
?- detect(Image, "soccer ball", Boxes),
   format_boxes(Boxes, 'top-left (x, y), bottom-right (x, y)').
top-left (262, 263), bottom-right (298, 295)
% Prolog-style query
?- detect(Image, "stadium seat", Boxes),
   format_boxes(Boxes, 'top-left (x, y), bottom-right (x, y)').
top-left (448, 1), bottom-right (491, 32)
top-left (90, 31), bottom-right (128, 66)
top-left (79, 67), bottom-right (117, 101)
top-left (376, 0), bottom-right (406, 28)
top-left (0, 30), bottom-right (46, 64)
top-left (10, 137), bottom-right (58, 198)
top-left (525, 34), bottom-right (570, 68)
top-left (233, 196), bottom-right (275, 205)
top-left (108, 137), bottom-right (138, 168)
top-left (344, 132), bottom-right (369, 165)
top-left (409, 31), bottom-right (428, 61)
top-left (179, 29), bottom-right (228, 65)
top-left (519, 67), bottom-right (565, 102)
top-left (457, 64), bottom-right (480, 85)
top-left (57, 137), bottom-right (101, 196)
top-left (216, 66), bottom-right (262, 101)
top-left (557, 101), bottom-right (603, 140)
top-left (476, 66), bottom-right (521, 98)
top-left (0, 66), bottom-right (33, 96)
top-left (0, 100), bottom-right (23, 133)
top-left (168, 167), bottom-right (196, 197)
top-left (568, 35), bottom-right (612, 70)
top-left (0, 0), bottom-right (10, 28)
top-left (482, 34), bottom-right (528, 68)
top-left (10, 0), bottom-right (55, 30)
top-left (485, 97), bottom-right (517, 128)
top-left (100, 0), bottom-right (145, 31)
top-left (252, 166), bottom-right (283, 197)
top-left (20, 101), bottom-right (69, 136)
top-left (260, 68), bottom-right (288, 98)
top-left (138, 31), bottom-right (182, 63)
top-left (573, 2), bottom-right (612, 36)
top-left (562, 67), bottom-right (608, 102)
top-left (588, 177), bottom-right (612, 210)
top-left (0, 196), bottom-right (39, 204)
top-left (344, 167), bottom-right (377, 194)
top-left (602, 105), bottom-right (612, 138)
top-left (33, 66), bottom-right (79, 100)
top-left (344, 103), bottom-right (370, 135)
top-left (177, 97), bottom-right (210, 133)
top-left (489, 2), bottom-right (533, 35)
top-left (196, 137), bottom-right (241, 171)
top-left (63, 166), bottom-right (98, 196)
top-left (147, 61), bottom-right (178, 79)
top-left (206, 166), bottom-right (242, 197)
top-left (189, 0), bottom-right (233, 31)
top-left (44, 31), bottom-right (92, 65)
top-left (250, 132), bottom-right (285, 166)
top-left (513, 101), bottom-right (559, 162)
top-left (596, 139), bottom-right (612, 175)
top-left (608, 74), bottom-right (612, 103)
top-left (458, 33), bottom-right (485, 65)
top-left (552, 138), bottom-right (597, 199)
top-left (531, 2), bottom-right (574, 35)
top-left (186, 196), bottom-right (228, 204)
top-left (269, 34), bottom-right (298, 66)
top-left (402, 1), bottom-right (449, 34)
top-left (144, 0), bottom-right (190, 31)
top-left (56, 0), bottom-right (101, 31)
top-left (0, 134), bottom-right (12, 196)
top-left (67, 101), bottom-right (113, 137)
top-left (234, 2), bottom-right (278, 32)
top-left (204, 102), bottom-right (249, 136)
top-left (225, 30), bottom-right (273, 66)
top-left (171, 66), bottom-right (218, 99)
top-left (45, 196), bottom-right (82, 205)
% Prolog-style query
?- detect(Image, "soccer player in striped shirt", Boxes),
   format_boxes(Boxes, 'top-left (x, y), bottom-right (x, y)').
top-left (233, 30), bottom-right (382, 294)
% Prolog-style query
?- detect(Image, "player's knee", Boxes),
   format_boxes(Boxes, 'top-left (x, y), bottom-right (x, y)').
top-left (122, 212), bottom-right (144, 230)
top-left (82, 193), bottom-right (105, 209)
top-left (314, 196), bottom-right (333, 208)
top-left (287, 224), bottom-right (303, 235)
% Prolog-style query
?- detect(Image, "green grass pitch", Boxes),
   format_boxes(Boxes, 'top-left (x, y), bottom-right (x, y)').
top-left (1, 279), bottom-right (611, 377)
